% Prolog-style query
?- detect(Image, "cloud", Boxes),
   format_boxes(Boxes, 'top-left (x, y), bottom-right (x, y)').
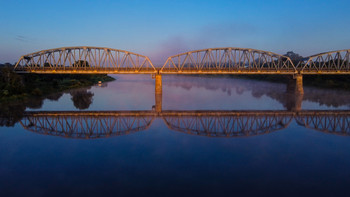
top-left (15, 35), bottom-right (32, 42)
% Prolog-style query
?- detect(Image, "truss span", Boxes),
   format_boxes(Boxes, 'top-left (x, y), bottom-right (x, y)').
top-left (161, 48), bottom-right (296, 74)
top-left (296, 111), bottom-right (350, 136)
top-left (161, 111), bottom-right (294, 137)
top-left (20, 111), bottom-right (155, 139)
top-left (18, 110), bottom-right (350, 138)
top-left (14, 46), bottom-right (156, 74)
top-left (298, 49), bottom-right (350, 74)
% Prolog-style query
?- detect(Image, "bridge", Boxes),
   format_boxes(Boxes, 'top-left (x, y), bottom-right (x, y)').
top-left (14, 46), bottom-right (156, 74)
top-left (20, 111), bottom-right (155, 139)
top-left (14, 47), bottom-right (350, 95)
top-left (20, 110), bottom-right (350, 139)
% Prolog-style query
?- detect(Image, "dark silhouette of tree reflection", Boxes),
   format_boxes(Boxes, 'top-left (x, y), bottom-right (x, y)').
top-left (25, 99), bottom-right (44, 109)
top-left (46, 92), bottom-right (63, 101)
top-left (0, 88), bottom-right (94, 127)
top-left (0, 102), bottom-right (26, 127)
top-left (70, 88), bottom-right (94, 110)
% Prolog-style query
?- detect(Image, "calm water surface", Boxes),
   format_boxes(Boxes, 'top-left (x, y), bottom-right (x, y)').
top-left (1, 75), bottom-right (350, 197)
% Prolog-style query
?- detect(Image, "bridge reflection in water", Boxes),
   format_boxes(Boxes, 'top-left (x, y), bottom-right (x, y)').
top-left (20, 110), bottom-right (350, 139)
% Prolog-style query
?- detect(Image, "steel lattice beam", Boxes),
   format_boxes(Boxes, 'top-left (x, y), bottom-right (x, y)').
top-left (14, 47), bottom-right (350, 74)
top-left (162, 111), bottom-right (293, 137)
top-left (298, 49), bottom-right (350, 74)
top-left (20, 111), bottom-right (155, 139)
top-left (19, 110), bottom-right (350, 138)
top-left (161, 47), bottom-right (297, 74)
top-left (14, 46), bottom-right (156, 74)
top-left (296, 111), bottom-right (350, 135)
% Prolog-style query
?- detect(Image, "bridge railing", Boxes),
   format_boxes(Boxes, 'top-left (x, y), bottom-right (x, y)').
top-left (161, 48), bottom-right (297, 74)
top-left (14, 46), bottom-right (156, 73)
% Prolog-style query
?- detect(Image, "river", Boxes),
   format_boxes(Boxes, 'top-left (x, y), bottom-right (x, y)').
top-left (1, 75), bottom-right (350, 197)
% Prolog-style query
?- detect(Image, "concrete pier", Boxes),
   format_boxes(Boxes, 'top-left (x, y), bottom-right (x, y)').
top-left (154, 74), bottom-right (162, 113)
top-left (287, 74), bottom-right (304, 95)
top-left (285, 92), bottom-right (303, 111)
top-left (155, 74), bottom-right (162, 95)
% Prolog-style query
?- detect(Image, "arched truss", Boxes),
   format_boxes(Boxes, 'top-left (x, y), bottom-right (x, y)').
top-left (161, 111), bottom-right (294, 137)
top-left (295, 111), bottom-right (350, 136)
top-left (18, 110), bottom-right (350, 138)
top-left (20, 111), bottom-right (155, 139)
top-left (161, 48), bottom-right (296, 74)
top-left (14, 46), bottom-right (156, 74)
top-left (298, 49), bottom-right (350, 74)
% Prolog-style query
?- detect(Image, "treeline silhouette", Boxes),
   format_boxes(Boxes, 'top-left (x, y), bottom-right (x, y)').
top-left (0, 87), bottom-right (95, 127)
top-left (0, 63), bottom-right (114, 100)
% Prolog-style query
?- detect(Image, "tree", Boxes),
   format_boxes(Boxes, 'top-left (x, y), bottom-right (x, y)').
top-left (44, 63), bottom-right (51, 67)
top-left (0, 67), bottom-right (24, 96)
top-left (70, 88), bottom-right (94, 110)
top-left (0, 102), bottom-right (26, 127)
top-left (284, 51), bottom-right (303, 65)
top-left (72, 60), bottom-right (90, 67)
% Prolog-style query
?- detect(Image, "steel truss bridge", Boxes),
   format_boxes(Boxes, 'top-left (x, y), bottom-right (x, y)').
top-left (14, 47), bottom-right (350, 75)
top-left (14, 47), bottom-right (155, 74)
top-left (20, 110), bottom-right (350, 139)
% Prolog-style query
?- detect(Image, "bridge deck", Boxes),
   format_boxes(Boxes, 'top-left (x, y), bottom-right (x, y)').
top-left (16, 68), bottom-right (302, 74)
top-left (15, 68), bottom-right (350, 75)
top-left (160, 68), bottom-right (297, 74)
top-left (15, 68), bottom-right (158, 74)
top-left (24, 110), bottom-right (350, 116)
top-left (299, 70), bottom-right (350, 74)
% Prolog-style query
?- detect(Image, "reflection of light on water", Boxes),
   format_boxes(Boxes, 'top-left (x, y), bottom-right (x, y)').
top-left (96, 82), bottom-right (108, 88)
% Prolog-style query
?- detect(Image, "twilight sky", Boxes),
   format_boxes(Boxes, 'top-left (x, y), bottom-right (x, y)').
top-left (1, 0), bottom-right (350, 65)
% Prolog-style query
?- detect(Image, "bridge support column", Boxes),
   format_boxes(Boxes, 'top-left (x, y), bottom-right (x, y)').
top-left (155, 74), bottom-right (162, 95)
top-left (155, 92), bottom-right (162, 113)
top-left (286, 74), bottom-right (304, 111)
top-left (285, 92), bottom-right (303, 111)
top-left (287, 74), bottom-right (304, 95)
top-left (154, 74), bottom-right (162, 113)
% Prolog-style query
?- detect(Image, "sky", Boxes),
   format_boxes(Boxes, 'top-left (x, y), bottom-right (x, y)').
top-left (0, 0), bottom-right (350, 65)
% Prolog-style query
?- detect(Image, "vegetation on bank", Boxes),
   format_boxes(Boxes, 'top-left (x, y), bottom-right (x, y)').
top-left (0, 64), bottom-right (115, 101)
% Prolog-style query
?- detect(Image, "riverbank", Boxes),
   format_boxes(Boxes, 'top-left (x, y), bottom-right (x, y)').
top-left (0, 67), bottom-right (115, 102)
